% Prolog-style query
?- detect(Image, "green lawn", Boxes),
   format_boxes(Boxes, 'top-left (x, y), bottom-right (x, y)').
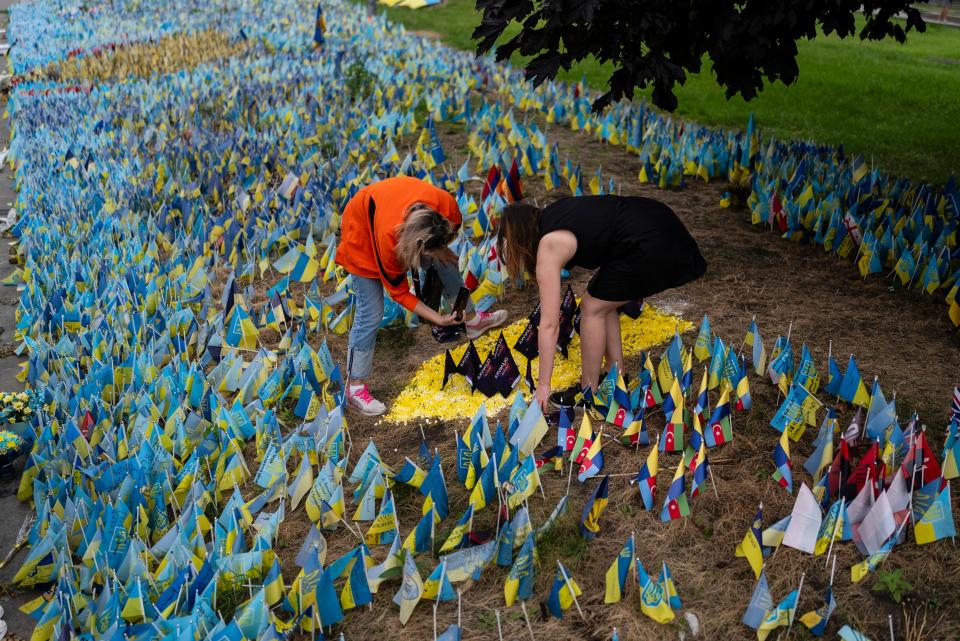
top-left (370, 0), bottom-right (960, 185)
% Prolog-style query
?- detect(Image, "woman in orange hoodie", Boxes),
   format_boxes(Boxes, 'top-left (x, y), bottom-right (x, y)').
top-left (336, 176), bottom-right (507, 416)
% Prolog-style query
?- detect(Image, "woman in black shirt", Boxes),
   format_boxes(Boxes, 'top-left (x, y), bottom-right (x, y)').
top-left (497, 195), bottom-right (706, 412)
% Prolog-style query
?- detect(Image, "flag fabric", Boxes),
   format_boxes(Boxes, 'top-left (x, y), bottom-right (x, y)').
top-left (577, 432), bottom-right (605, 481)
top-left (340, 550), bottom-right (373, 611)
top-left (814, 499), bottom-right (845, 555)
top-left (799, 586), bottom-right (836, 636)
top-left (838, 355), bottom-right (871, 408)
top-left (689, 440), bottom-right (709, 499)
top-left (772, 430), bottom-right (793, 492)
top-left (510, 398), bottom-right (549, 457)
top-left (312, 2), bottom-right (326, 47)
top-left (693, 367), bottom-right (710, 425)
top-left (546, 563), bottom-right (582, 619)
top-left (693, 314), bottom-right (712, 362)
top-left (604, 535), bottom-right (635, 604)
top-left (636, 559), bottom-right (674, 624)
top-left (632, 439), bottom-right (659, 510)
top-left (782, 483), bottom-right (822, 554)
top-left (503, 533), bottom-right (535, 606)
top-left (403, 507), bottom-right (437, 555)
top-left (570, 412), bottom-right (594, 462)
top-left (660, 456), bottom-right (690, 521)
top-left (437, 624), bottom-right (462, 641)
top-left (851, 535), bottom-right (896, 583)
top-left (914, 483), bottom-right (956, 545)
top-left (735, 504), bottom-right (764, 578)
top-left (422, 560), bottom-right (456, 602)
top-left (660, 378), bottom-right (686, 453)
top-left (756, 588), bottom-right (798, 641)
top-left (468, 452), bottom-right (498, 511)
top-left (658, 562), bottom-right (681, 610)
top-left (735, 357), bottom-right (752, 412)
top-left (580, 475), bottom-right (610, 539)
top-left (439, 503), bottom-right (475, 553)
top-left (707, 336), bottom-right (725, 390)
top-left (421, 454), bottom-right (449, 520)
top-left (742, 570), bottom-right (773, 630)
top-left (762, 515), bottom-right (792, 550)
top-left (705, 384), bottom-right (733, 447)
top-left (804, 409), bottom-right (836, 482)
top-left (365, 490), bottom-right (398, 545)
top-left (745, 319), bottom-right (766, 375)
top-left (603, 367), bottom-right (631, 425)
top-left (393, 552), bottom-right (424, 625)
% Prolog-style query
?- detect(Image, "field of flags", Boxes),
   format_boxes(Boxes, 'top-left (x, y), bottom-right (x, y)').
top-left (2, 0), bottom-right (958, 640)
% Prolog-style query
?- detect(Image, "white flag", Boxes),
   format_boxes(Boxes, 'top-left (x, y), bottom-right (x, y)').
top-left (782, 484), bottom-right (822, 554)
top-left (856, 491), bottom-right (896, 555)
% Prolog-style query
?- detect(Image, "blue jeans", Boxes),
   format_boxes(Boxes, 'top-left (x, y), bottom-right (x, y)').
top-left (347, 256), bottom-right (472, 379)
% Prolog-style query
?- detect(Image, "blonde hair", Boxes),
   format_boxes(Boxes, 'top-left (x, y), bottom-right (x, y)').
top-left (395, 203), bottom-right (456, 269)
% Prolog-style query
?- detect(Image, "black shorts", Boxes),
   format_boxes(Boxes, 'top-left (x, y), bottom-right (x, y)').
top-left (586, 233), bottom-right (707, 302)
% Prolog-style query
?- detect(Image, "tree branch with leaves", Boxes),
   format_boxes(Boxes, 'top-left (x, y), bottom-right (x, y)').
top-left (473, 0), bottom-right (925, 113)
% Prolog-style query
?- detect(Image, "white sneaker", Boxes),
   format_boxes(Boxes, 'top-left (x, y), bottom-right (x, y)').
top-left (465, 309), bottom-right (508, 339)
top-left (347, 384), bottom-right (386, 416)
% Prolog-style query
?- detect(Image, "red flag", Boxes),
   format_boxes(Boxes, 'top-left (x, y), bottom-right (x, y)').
top-left (481, 165), bottom-right (501, 202)
top-left (900, 432), bottom-right (941, 487)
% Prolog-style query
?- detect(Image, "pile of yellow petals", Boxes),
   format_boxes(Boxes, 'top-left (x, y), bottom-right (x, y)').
top-left (385, 305), bottom-right (692, 423)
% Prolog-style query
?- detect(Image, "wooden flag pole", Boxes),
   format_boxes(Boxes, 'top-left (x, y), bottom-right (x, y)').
top-left (458, 589), bottom-right (462, 628)
top-left (830, 554), bottom-right (838, 587)
top-left (557, 560), bottom-right (586, 621)
top-left (495, 610), bottom-right (504, 641)
top-left (433, 601), bottom-right (438, 641)
top-left (520, 601), bottom-right (536, 641)
top-left (708, 465), bottom-right (720, 500)
top-left (565, 457), bottom-right (574, 495)
top-left (888, 614), bottom-right (895, 641)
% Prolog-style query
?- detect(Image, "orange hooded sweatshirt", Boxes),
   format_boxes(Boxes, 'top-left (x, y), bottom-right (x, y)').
top-left (335, 176), bottom-right (462, 312)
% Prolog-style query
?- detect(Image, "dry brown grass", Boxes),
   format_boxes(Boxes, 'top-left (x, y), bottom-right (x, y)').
top-left (232, 98), bottom-right (960, 641)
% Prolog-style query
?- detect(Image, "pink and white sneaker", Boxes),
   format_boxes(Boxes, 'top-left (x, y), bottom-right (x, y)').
top-left (347, 384), bottom-right (386, 417)
top-left (465, 309), bottom-right (509, 339)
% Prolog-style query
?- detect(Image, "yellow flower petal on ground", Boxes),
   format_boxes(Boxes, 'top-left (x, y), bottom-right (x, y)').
top-left (385, 305), bottom-right (691, 423)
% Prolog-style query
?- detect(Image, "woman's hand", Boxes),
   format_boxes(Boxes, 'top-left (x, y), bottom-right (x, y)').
top-left (413, 301), bottom-right (460, 327)
top-left (432, 312), bottom-right (462, 327)
top-left (535, 382), bottom-right (552, 415)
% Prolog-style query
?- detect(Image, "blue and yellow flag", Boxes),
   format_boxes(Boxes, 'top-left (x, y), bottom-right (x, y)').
top-left (503, 533), bottom-right (535, 606)
top-left (735, 503), bottom-right (764, 579)
top-left (604, 534), bottom-right (634, 604)
top-left (757, 588), bottom-right (798, 641)
top-left (546, 562), bottom-right (582, 619)
top-left (580, 475), bottom-right (609, 539)
top-left (393, 551), bottom-right (424, 625)
top-left (799, 586), bottom-right (836, 637)
top-left (636, 559), bottom-right (674, 624)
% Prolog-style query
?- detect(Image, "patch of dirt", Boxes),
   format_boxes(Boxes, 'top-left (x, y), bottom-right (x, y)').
top-left (409, 30), bottom-right (443, 40)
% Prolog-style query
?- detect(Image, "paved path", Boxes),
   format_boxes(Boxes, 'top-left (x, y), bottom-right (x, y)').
top-left (0, 2), bottom-right (38, 639)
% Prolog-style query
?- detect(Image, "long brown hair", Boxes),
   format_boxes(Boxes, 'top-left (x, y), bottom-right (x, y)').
top-left (497, 201), bottom-right (541, 279)
top-left (395, 204), bottom-right (456, 269)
